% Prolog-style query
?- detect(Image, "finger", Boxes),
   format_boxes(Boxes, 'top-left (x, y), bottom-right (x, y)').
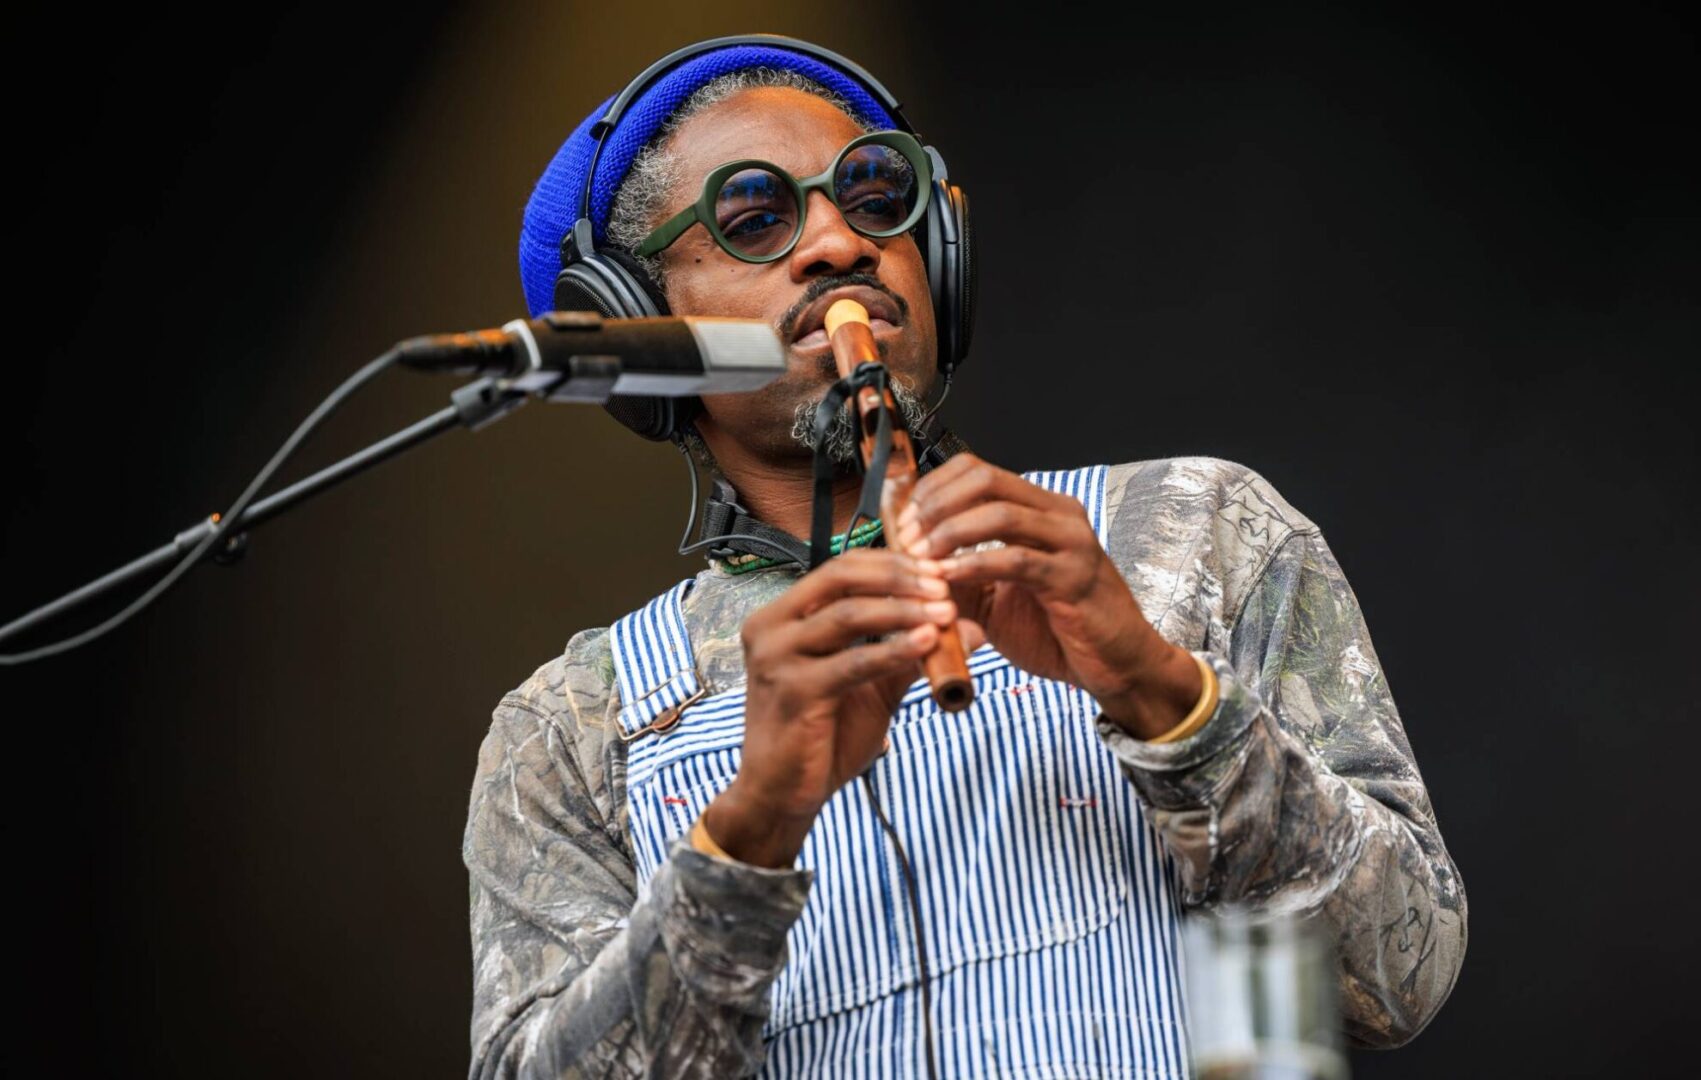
top-left (906, 448), bottom-right (984, 491)
top-left (750, 548), bottom-right (945, 632)
top-left (806, 622), bottom-right (939, 697)
top-left (873, 653), bottom-right (931, 704)
top-left (954, 616), bottom-right (988, 654)
top-left (947, 578), bottom-right (994, 627)
top-left (912, 500), bottom-right (1089, 561)
top-left (899, 457), bottom-right (1078, 549)
top-left (781, 594), bottom-right (958, 657)
top-left (937, 543), bottom-right (1093, 602)
top-left (791, 551), bottom-right (951, 620)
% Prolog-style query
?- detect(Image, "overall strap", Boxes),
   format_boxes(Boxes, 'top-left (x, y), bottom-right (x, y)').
top-left (608, 577), bottom-right (705, 741)
top-left (1022, 463), bottom-right (1110, 548)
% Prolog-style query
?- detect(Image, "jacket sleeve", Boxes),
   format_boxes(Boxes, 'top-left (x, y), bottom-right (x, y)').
top-left (1097, 506), bottom-right (1468, 1048)
top-left (463, 632), bottom-right (813, 1078)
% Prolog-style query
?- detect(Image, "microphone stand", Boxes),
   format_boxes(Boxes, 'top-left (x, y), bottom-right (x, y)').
top-left (0, 377), bottom-right (524, 649)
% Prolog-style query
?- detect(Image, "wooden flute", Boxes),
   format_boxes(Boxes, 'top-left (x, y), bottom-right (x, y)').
top-left (823, 298), bottom-right (974, 712)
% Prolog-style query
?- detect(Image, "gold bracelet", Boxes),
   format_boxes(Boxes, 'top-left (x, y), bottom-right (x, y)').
top-left (689, 814), bottom-right (734, 862)
top-left (1147, 653), bottom-right (1220, 745)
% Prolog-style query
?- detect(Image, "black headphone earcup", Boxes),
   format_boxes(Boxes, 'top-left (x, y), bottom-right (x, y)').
top-left (600, 248), bottom-right (674, 317)
top-left (554, 248), bottom-right (702, 441)
top-left (922, 177), bottom-right (975, 373)
top-left (553, 249), bottom-right (669, 318)
top-left (950, 184), bottom-right (975, 368)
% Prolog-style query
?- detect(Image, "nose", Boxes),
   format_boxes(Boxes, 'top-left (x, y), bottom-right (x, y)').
top-left (786, 189), bottom-right (882, 281)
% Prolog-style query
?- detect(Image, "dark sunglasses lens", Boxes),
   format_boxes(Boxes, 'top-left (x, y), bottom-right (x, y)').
top-left (713, 167), bottom-right (798, 258)
top-left (834, 143), bottom-right (922, 235)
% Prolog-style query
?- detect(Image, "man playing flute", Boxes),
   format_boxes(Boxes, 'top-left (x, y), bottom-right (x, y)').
top-left (464, 34), bottom-right (1466, 1079)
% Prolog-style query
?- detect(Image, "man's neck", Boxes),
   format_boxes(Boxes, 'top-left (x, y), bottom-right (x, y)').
top-left (715, 450), bottom-right (868, 543)
top-left (699, 426), bottom-right (968, 551)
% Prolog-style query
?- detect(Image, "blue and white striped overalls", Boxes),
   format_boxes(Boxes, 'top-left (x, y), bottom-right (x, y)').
top-left (610, 465), bottom-right (1189, 1078)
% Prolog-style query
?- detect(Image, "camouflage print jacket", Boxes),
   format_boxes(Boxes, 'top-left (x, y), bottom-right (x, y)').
top-left (462, 455), bottom-right (1467, 1078)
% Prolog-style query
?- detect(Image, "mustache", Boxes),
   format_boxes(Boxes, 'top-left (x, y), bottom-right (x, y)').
top-left (777, 272), bottom-right (911, 342)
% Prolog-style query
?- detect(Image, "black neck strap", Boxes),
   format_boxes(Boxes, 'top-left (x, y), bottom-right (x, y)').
top-left (699, 478), bottom-right (813, 566)
top-left (809, 362), bottom-right (894, 570)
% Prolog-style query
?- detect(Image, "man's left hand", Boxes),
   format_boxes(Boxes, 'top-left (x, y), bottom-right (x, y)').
top-left (893, 454), bottom-right (1203, 738)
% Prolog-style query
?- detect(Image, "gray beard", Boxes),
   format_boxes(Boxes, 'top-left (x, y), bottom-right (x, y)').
top-left (790, 376), bottom-right (931, 467)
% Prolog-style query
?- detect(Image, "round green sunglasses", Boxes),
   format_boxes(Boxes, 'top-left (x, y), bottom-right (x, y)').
top-left (635, 129), bottom-right (934, 264)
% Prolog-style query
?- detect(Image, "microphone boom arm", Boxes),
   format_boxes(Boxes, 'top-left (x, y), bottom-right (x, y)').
top-left (4, 308), bottom-right (787, 663)
top-left (0, 377), bottom-right (523, 653)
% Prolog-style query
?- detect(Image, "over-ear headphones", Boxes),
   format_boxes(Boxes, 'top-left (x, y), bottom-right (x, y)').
top-left (549, 33), bottom-right (975, 443)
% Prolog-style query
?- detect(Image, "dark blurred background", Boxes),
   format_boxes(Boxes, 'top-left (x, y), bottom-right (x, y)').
top-left (3, 2), bottom-right (1695, 1076)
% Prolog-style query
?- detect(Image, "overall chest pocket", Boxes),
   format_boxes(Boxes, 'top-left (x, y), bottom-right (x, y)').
top-left (624, 651), bottom-right (1146, 1036)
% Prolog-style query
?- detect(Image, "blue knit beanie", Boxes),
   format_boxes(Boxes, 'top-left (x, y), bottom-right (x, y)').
top-left (518, 44), bottom-right (897, 318)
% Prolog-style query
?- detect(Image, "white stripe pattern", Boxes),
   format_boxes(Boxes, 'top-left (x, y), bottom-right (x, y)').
top-left (610, 578), bottom-right (702, 738)
top-left (614, 465), bottom-right (1190, 1077)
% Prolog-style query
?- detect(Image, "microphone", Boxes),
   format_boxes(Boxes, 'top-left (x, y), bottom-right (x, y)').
top-left (395, 311), bottom-right (786, 402)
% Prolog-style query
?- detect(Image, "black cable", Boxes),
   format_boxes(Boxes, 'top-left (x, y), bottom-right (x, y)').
top-left (919, 368), bottom-right (953, 432)
top-left (0, 348), bottom-right (402, 666)
top-left (860, 770), bottom-right (939, 1080)
top-left (809, 362), bottom-right (895, 570)
top-left (835, 367), bottom-right (954, 553)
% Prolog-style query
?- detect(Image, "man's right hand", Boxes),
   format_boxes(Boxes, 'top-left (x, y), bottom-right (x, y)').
top-left (700, 548), bottom-right (956, 868)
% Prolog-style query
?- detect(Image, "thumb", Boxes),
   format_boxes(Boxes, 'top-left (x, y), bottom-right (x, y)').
top-left (871, 652), bottom-right (928, 707)
top-left (955, 617), bottom-right (988, 654)
top-left (948, 579), bottom-right (994, 626)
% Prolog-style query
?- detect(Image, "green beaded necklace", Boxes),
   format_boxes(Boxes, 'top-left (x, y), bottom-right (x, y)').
top-left (716, 518), bottom-right (885, 576)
